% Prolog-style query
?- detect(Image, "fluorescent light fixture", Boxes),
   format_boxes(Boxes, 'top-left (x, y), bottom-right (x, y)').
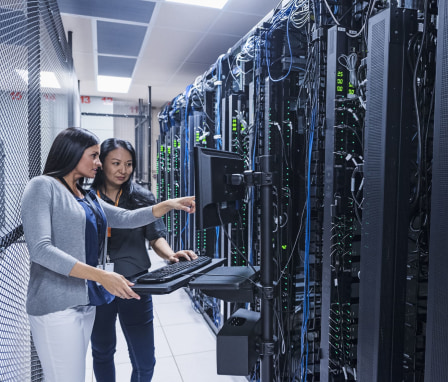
top-left (97, 75), bottom-right (132, 93)
top-left (165, 0), bottom-right (228, 9)
top-left (17, 69), bottom-right (61, 88)
top-left (41, 72), bottom-right (61, 88)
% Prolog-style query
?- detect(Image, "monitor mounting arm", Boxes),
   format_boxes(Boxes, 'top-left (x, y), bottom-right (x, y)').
top-left (226, 170), bottom-right (273, 187)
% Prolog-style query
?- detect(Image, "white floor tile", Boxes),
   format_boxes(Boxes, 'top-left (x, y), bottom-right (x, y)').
top-left (152, 287), bottom-right (192, 305)
top-left (115, 362), bottom-right (133, 381)
top-left (162, 321), bottom-right (216, 356)
top-left (152, 356), bottom-right (183, 382)
top-left (155, 299), bottom-right (202, 327)
top-left (153, 308), bottom-right (161, 328)
top-left (154, 326), bottom-right (172, 358)
top-left (175, 351), bottom-right (249, 382)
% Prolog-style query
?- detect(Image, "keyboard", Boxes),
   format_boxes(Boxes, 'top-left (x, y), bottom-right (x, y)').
top-left (136, 256), bottom-right (212, 284)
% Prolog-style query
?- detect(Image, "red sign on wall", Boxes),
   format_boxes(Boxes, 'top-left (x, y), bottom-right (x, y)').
top-left (81, 95), bottom-right (91, 104)
top-left (102, 97), bottom-right (113, 104)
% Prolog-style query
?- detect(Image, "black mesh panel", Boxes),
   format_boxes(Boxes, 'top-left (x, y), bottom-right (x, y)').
top-left (0, 0), bottom-right (79, 380)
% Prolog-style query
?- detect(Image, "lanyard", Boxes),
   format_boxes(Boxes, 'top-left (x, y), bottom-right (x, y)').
top-left (96, 189), bottom-right (122, 237)
top-left (58, 176), bottom-right (82, 197)
top-left (84, 192), bottom-right (107, 265)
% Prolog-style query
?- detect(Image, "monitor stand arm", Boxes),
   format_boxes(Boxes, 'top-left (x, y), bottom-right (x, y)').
top-left (226, 169), bottom-right (272, 188)
top-left (224, 156), bottom-right (275, 381)
top-left (257, 154), bottom-right (275, 382)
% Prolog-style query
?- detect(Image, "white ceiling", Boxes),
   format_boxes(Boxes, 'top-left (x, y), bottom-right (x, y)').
top-left (58, 0), bottom-right (279, 108)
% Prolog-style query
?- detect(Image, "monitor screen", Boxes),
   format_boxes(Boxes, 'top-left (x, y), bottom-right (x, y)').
top-left (194, 146), bottom-right (245, 230)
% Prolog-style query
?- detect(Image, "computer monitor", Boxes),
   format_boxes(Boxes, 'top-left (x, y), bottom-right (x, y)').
top-left (194, 146), bottom-right (245, 230)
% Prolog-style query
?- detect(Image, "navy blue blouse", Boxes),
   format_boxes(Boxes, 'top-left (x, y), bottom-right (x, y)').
top-left (77, 190), bottom-right (108, 305)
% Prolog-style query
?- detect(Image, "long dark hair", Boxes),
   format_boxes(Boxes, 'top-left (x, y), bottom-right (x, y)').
top-left (43, 127), bottom-right (100, 185)
top-left (91, 138), bottom-right (152, 208)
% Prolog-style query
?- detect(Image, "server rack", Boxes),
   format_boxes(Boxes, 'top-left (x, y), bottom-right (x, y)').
top-left (425, 0), bottom-right (448, 379)
top-left (357, 6), bottom-right (417, 381)
top-left (154, 2), bottom-right (439, 381)
top-left (321, 24), bottom-right (364, 381)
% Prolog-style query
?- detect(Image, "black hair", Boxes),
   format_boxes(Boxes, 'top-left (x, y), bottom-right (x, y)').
top-left (91, 138), bottom-right (152, 209)
top-left (43, 127), bottom-right (100, 186)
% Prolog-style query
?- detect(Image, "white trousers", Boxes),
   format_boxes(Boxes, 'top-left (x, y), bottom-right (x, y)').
top-left (28, 305), bottom-right (96, 382)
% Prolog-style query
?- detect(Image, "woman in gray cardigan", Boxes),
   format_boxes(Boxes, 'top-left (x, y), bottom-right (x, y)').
top-left (21, 127), bottom-right (195, 382)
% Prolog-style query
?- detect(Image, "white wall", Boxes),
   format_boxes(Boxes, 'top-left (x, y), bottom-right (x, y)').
top-left (80, 96), bottom-right (114, 143)
top-left (79, 96), bottom-right (139, 145)
top-left (80, 96), bottom-right (157, 185)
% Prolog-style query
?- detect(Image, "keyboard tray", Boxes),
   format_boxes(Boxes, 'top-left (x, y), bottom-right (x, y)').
top-left (137, 256), bottom-right (212, 284)
top-left (131, 258), bottom-right (226, 295)
top-left (188, 266), bottom-right (260, 303)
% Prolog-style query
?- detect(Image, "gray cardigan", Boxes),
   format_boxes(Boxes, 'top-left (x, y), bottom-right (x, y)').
top-left (21, 175), bottom-right (160, 316)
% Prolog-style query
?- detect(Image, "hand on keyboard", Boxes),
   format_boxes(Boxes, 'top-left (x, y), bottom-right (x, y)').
top-left (167, 249), bottom-right (198, 263)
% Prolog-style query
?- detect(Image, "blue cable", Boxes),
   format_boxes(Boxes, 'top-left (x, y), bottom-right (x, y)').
top-left (215, 55), bottom-right (224, 150)
top-left (184, 85), bottom-right (192, 196)
top-left (180, 85), bottom-right (193, 250)
top-left (265, 15), bottom-right (293, 82)
top-left (215, 226), bottom-right (220, 259)
top-left (301, 102), bottom-right (316, 380)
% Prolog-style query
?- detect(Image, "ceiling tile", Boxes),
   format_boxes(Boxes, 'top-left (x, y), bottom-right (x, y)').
top-left (141, 27), bottom-right (204, 61)
top-left (72, 52), bottom-right (97, 81)
top-left (134, 58), bottom-right (183, 85)
top-left (224, 0), bottom-right (278, 16)
top-left (187, 33), bottom-right (243, 65)
top-left (61, 15), bottom-right (93, 54)
top-left (212, 11), bottom-right (267, 36)
top-left (97, 21), bottom-right (147, 56)
top-left (57, 0), bottom-right (156, 24)
top-left (155, 3), bottom-right (218, 32)
top-left (174, 61), bottom-right (213, 81)
top-left (98, 56), bottom-right (137, 77)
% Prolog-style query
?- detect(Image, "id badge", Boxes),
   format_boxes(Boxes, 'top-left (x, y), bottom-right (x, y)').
top-left (105, 262), bottom-right (114, 272)
top-left (97, 263), bottom-right (114, 272)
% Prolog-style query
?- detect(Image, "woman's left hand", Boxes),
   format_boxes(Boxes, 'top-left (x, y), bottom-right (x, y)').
top-left (169, 196), bottom-right (196, 214)
top-left (168, 250), bottom-right (198, 263)
top-left (152, 196), bottom-right (195, 218)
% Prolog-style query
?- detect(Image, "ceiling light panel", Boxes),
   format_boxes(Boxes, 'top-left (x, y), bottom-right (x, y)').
top-left (97, 75), bottom-right (131, 93)
top-left (164, 0), bottom-right (229, 10)
top-left (17, 70), bottom-right (61, 89)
